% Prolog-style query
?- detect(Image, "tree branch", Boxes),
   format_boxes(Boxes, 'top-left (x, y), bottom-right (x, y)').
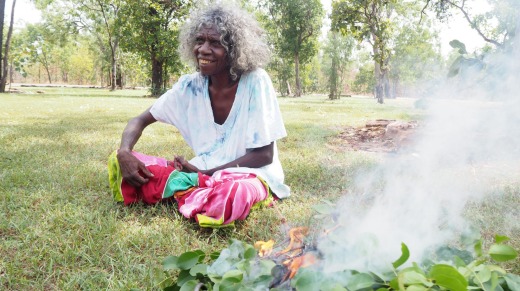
top-left (446, 0), bottom-right (503, 47)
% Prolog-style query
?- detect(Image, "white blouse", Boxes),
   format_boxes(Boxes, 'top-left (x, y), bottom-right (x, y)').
top-left (150, 68), bottom-right (290, 198)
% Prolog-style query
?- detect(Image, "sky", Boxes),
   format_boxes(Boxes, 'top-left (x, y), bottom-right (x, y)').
top-left (7, 0), bottom-right (489, 55)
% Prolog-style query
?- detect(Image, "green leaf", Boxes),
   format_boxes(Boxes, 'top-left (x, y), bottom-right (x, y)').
top-left (210, 251), bottom-right (221, 260)
top-left (180, 280), bottom-right (199, 291)
top-left (392, 243), bottom-right (410, 269)
top-left (312, 203), bottom-right (335, 215)
top-left (292, 268), bottom-right (320, 291)
top-left (346, 273), bottom-right (375, 290)
top-left (389, 277), bottom-right (399, 290)
top-left (453, 256), bottom-right (467, 268)
top-left (429, 264), bottom-right (468, 291)
top-left (474, 239), bottom-right (483, 257)
top-left (222, 269), bottom-right (243, 281)
top-left (449, 39), bottom-right (468, 54)
top-left (243, 246), bottom-right (257, 260)
top-left (177, 269), bottom-right (195, 287)
top-left (490, 271), bottom-right (499, 291)
top-left (504, 273), bottom-right (520, 290)
top-left (218, 270), bottom-right (244, 291)
top-left (474, 265), bottom-right (491, 284)
top-left (405, 286), bottom-right (429, 291)
top-left (398, 269), bottom-right (433, 287)
top-left (163, 256), bottom-right (180, 271)
top-left (488, 244), bottom-right (518, 262)
top-left (189, 264), bottom-right (208, 276)
top-left (494, 235), bottom-right (510, 244)
top-left (177, 251), bottom-right (205, 270)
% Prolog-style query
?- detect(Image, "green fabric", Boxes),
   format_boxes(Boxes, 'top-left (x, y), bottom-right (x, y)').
top-left (197, 214), bottom-right (234, 228)
top-left (162, 170), bottom-right (199, 198)
top-left (107, 150), bottom-right (123, 202)
top-left (251, 177), bottom-right (273, 210)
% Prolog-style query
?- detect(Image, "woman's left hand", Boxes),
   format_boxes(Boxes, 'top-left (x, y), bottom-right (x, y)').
top-left (174, 156), bottom-right (200, 173)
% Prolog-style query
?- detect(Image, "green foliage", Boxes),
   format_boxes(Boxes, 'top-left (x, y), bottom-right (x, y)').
top-left (389, 10), bottom-right (444, 96)
top-left (447, 39), bottom-right (485, 78)
top-left (120, 0), bottom-right (191, 96)
top-left (289, 236), bottom-right (519, 291)
top-left (322, 31), bottom-right (355, 99)
top-left (160, 239), bottom-right (275, 290)
top-left (353, 62), bottom-right (375, 94)
top-left (258, 0), bottom-right (324, 96)
top-left (424, 0), bottom-right (519, 50)
top-left (160, 210), bottom-right (520, 291)
top-left (333, 0), bottom-right (396, 102)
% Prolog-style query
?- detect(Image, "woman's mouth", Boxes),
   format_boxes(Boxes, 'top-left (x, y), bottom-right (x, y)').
top-left (199, 59), bottom-right (214, 65)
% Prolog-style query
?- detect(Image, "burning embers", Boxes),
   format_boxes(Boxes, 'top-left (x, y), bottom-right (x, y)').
top-left (255, 226), bottom-right (319, 287)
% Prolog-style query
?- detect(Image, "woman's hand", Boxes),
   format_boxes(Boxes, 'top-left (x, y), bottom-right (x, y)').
top-left (117, 150), bottom-right (154, 187)
top-left (174, 156), bottom-right (200, 173)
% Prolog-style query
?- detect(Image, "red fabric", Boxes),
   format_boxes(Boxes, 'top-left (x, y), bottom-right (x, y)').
top-left (121, 165), bottom-right (175, 205)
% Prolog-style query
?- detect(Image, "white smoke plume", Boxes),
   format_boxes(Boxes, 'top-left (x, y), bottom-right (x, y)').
top-left (316, 45), bottom-right (520, 273)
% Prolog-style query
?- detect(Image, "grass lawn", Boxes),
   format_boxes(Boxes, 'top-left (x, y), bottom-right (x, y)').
top-left (1, 87), bottom-right (518, 289)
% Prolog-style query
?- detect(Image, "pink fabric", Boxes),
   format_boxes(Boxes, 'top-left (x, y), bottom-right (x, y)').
top-left (177, 170), bottom-right (268, 225)
top-left (131, 151), bottom-right (169, 167)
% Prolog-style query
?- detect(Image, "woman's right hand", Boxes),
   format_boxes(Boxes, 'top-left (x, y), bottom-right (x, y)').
top-left (117, 150), bottom-right (154, 187)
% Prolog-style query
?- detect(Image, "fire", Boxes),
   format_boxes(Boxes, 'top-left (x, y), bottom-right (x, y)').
top-left (254, 239), bottom-right (275, 257)
top-left (255, 226), bottom-right (317, 284)
top-left (283, 252), bottom-right (317, 279)
top-left (277, 226), bottom-right (309, 256)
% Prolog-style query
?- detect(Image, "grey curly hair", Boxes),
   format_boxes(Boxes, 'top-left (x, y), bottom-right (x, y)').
top-left (178, 2), bottom-right (271, 80)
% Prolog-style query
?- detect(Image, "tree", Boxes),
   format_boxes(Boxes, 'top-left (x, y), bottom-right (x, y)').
top-left (267, 55), bottom-right (293, 96)
top-left (37, 0), bottom-right (125, 90)
top-left (14, 24), bottom-right (58, 84)
top-left (323, 31), bottom-right (355, 99)
top-left (260, 0), bottom-right (323, 97)
top-left (331, 0), bottom-right (396, 103)
top-left (120, 0), bottom-right (191, 96)
top-left (422, 0), bottom-right (519, 50)
top-left (0, 0), bottom-right (16, 91)
top-left (389, 2), bottom-right (443, 97)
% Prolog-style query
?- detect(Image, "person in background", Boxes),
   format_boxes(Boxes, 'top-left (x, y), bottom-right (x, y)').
top-left (108, 3), bottom-right (290, 228)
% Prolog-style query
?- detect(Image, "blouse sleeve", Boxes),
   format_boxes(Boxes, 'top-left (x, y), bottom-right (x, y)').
top-left (245, 69), bottom-right (287, 149)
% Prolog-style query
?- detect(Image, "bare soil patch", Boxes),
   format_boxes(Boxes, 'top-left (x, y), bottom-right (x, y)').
top-left (331, 119), bottom-right (418, 153)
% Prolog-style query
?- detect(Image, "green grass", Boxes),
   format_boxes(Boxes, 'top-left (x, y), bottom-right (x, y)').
top-left (0, 88), bottom-right (518, 289)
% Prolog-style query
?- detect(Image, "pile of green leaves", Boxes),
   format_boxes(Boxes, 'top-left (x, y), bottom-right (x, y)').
top-left (159, 233), bottom-right (519, 291)
top-left (159, 239), bottom-right (275, 290)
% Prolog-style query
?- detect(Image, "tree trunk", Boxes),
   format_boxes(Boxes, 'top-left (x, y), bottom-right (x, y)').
top-left (41, 53), bottom-right (52, 84)
top-left (110, 41), bottom-right (119, 91)
top-left (294, 53), bottom-right (301, 97)
top-left (151, 53), bottom-right (163, 96)
top-left (285, 80), bottom-right (291, 96)
top-left (329, 59), bottom-right (338, 100)
top-left (0, 0), bottom-right (14, 92)
top-left (372, 36), bottom-right (384, 104)
top-left (0, 0), bottom-right (5, 92)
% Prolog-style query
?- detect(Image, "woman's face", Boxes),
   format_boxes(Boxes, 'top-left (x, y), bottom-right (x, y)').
top-left (193, 25), bottom-right (229, 77)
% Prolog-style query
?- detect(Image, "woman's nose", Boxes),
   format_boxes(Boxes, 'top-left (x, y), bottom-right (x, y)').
top-left (198, 41), bottom-right (211, 53)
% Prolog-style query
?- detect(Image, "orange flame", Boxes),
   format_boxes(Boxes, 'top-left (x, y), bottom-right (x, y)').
top-left (284, 253), bottom-right (317, 279)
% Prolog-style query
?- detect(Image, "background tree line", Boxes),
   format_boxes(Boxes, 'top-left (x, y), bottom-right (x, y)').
top-left (0, 0), bottom-right (518, 100)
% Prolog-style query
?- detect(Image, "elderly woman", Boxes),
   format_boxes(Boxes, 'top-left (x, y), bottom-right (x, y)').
top-left (108, 4), bottom-right (289, 227)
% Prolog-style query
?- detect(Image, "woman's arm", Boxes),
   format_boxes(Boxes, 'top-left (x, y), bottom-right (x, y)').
top-left (117, 108), bottom-right (158, 187)
top-left (176, 142), bottom-right (274, 176)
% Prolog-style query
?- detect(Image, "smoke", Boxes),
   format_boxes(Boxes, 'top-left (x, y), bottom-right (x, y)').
top-left (316, 45), bottom-right (520, 273)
